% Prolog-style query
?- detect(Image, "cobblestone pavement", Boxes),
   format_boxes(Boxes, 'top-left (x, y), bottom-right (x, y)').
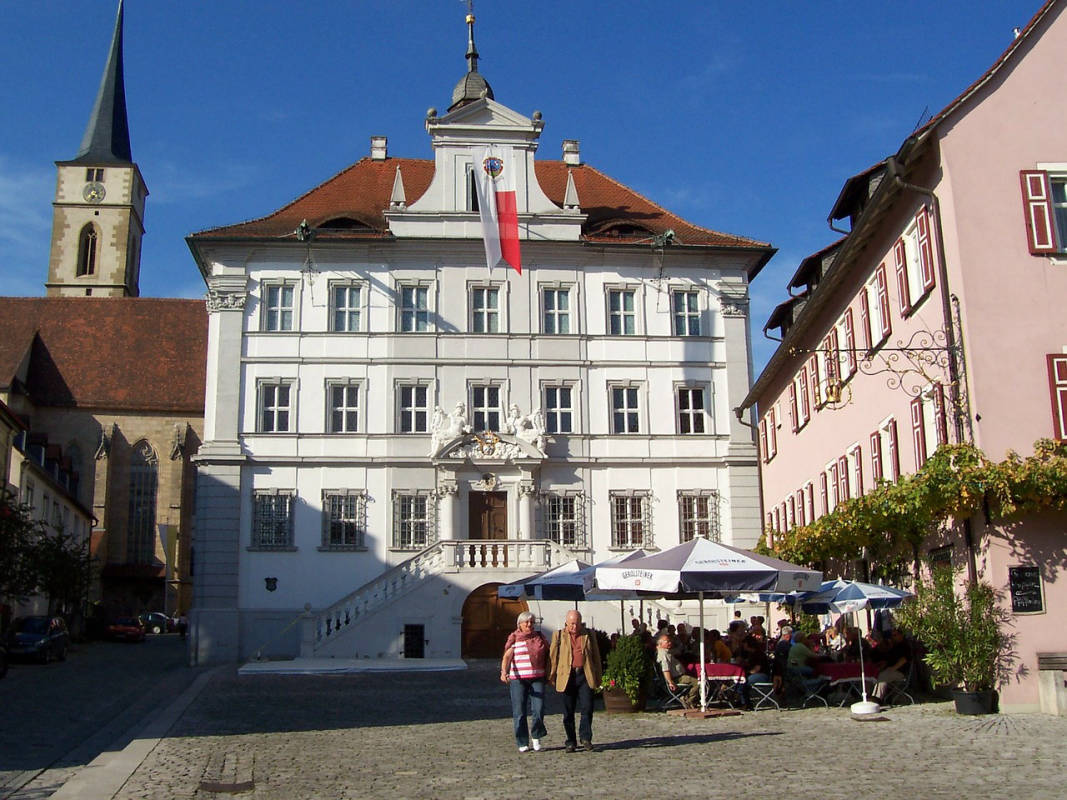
top-left (109, 660), bottom-right (1067, 800)
top-left (0, 635), bottom-right (204, 800)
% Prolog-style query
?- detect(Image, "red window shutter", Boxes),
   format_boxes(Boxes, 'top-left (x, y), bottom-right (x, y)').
top-left (829, 463), bottom-right (840, 507)
top-left (911, 396), bottom-right (927, 467)
top-left (870, 431), bottom-right (883, 483)
top-left (859, 290), bottom-right (872, 351)
top-left (780, 502), bottom-right (787, 531)
top-left (806, 483), bottom-right (815, 521)
top-left (888, 419), bottom-right (900, 480)
top-left (843, 309), bottom-right (857, 374)
top-left (758, 418), bottom-right (768, 462)
top-left (795, 490), bottom-right (805, 526)
top-left (788, 382), bottom-right (799, 433)
top-left (825, 331), bottom-right (839, 381)
top-left (837, 455), bottom-right (849, 500)
top-left (916, 208), bottom-right (937, 293)
top-left (768, 407), bottom-right (778, 457)
top-left (787, 496), bottom-right (796, 529)
top-left (853, 447), bottom-right (864, 496)
top-left (819, 473), bottom-right (828, 516)
top-left (773, 506), bottom-right (781, 533)
top-left (934, 383), bottom-right (948, 445)
top-left (798, 367), bottom-right (810, 423)
top-left (1047, 354), bottom-right (1067, 440)
top-left (876, 264), bottom-right (892, 339)
top-left (809, 355), bottom-right (822, 407)
top-left (894, 238), bottom-right (911, 315)
top-left (1021, 170), bottom-right (1057, 253)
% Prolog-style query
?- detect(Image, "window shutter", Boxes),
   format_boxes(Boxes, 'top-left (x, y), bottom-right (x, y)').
top-left (888, 419), bottom-right (900, 480)
top-left (876, 264), bottom-right (892, 339)
top-left (1047, 354), bottom-right (1067, 440)
top-left (825, 332), bottom-right (839, 380)
top-left (795, 490), bottom-right (805, 526)
top-left (916, 208), bottom-right (937, 293)
top-left (768, 407), bottom-right (778, 458)
top-left (837, 455), bottom-right (849, 500)
top-left (787, 496), bottom-right (795, 529)
top-left (911, 396), bottom-right (927, 467)
top-left (1021, 170), bottom-right (1057, 253)
top-left (819, 473), bottom-right (828, 516)
top-left (859, 290), bottom-right (872, 351)
top-left (798, 367), bottom-right (810, 423)
top-left (809, 355), bottom-right (822, 407)
top-left (758, 418), bottom-right (768, 462)
top-left (829, 463), bottom-right (840, 507)
top-left (853, 447), bottom-right (864, 496)
top-left (788, 382), bottom-right (799, 432)
top-left (894, 238), bottom-right (911, 315)
top-left (843, 308), bottom-right (857, 374)
top-left (870, 431), bottom-right (883, 483)
top-left (934, 383), bottom-right (948, 445)
top-left (806, 484), bottom-right (815, 521)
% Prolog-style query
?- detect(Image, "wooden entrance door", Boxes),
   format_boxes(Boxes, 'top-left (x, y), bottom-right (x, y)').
top-left (461, 584), bottom-right (527, 658)
top-left (468, 491), bottom-right (507, 540)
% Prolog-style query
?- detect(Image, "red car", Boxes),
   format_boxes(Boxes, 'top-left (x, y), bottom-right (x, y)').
top-left (105, 617), bottom-right (146, 643)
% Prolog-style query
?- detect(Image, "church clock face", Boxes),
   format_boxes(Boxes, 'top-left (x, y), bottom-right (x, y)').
top-left (82, 182), bottom-right (106, 203)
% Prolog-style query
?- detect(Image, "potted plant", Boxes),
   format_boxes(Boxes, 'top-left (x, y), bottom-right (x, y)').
top-left (600, 632), bottom-right (652, 712)
top-left (895, 567), bottom-right (1014, 714)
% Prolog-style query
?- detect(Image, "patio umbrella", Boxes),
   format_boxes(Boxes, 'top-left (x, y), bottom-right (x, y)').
top-left (797, 579), bottom-right (912, 615)
top-left (594, 538), bottom-right (822, 711)
top-left (496, 559), bottom-right (591, 600)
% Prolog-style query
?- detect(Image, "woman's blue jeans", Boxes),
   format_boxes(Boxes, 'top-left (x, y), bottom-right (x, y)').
top-left (508, 678), bottom-right (547, 747)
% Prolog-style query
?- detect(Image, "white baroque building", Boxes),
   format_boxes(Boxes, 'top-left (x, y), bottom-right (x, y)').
top-left (187, 19), bottom-right (773, 664)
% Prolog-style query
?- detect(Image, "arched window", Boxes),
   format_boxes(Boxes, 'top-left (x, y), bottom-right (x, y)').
top-left (127, 441), bottom-right (158, 564)
top-left (76, 224), bottom-right (98, 276)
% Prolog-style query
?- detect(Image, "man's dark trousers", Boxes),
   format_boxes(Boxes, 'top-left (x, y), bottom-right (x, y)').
top-left (561, 667), bottom-right (594, 745)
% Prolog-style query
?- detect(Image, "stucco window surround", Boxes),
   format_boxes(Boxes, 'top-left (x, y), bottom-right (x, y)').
top-left (541, 381), bottom-right (578, 434)
top-left (468, 381), bottom-right (506, 432)
top-left (677, 489), bottom-right (720, 542)
top-left (250, 489), bottom-right (297, 551)
top-left (320, 489), bottom-right (368, 551)
top-left (540, 490), bottom-right (587, 549)
top-left (670, 288), bottom-right (702, 337)
top-left (326, 379), bottom-right (363, 434)
top-left (605, 284), bottom-right (641, 336)
top-left (468, 281), bottom-right (507, 334)
top-left (396, 279), bottom-right (435, 333)
top-left (870, 415), bottom-right (900, 484)
top-left (540, 283), bottom-right (577, 335)
top-left (674, 382), bottom-right (711, 435)
top-left (391, 489), bottom-right (437, 551)
top-left (256, 378), bottom-right (298, 434)
top-left (396, 381), bottom-right (433, 434)
top-left (608, 381), bottom-right (644, 434)
top-left (259, 279), bottom-right (299, 332)
top-left (329, 280), bottom-right (368, 332)
top-left (609, 489), bottom-right (653, 549)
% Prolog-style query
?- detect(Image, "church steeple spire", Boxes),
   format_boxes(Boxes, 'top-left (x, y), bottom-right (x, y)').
top-left (449, 3), bottom-right (494, 112)
top-left (74, 0), bottom-right (132, 164)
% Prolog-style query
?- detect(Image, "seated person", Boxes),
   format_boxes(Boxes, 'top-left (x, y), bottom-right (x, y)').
top-left (823, 625), bottom-right (845, 659)
top-left (656, 633), bottom-right (701, 707)
top-left (675, 623), bottom-right (697, 664)
top-left (737, 636), bottom-right (771, 707)
top-left (786, 632), bottom-right (819, 677)
top-left (727, 621), bottom-right (747, 655)
top-left (871, 629), bottom-right (911, 703)
top-left (841, 626), bottom-right (873, 663)
top-left (706, 629), bottom-right (733, 663)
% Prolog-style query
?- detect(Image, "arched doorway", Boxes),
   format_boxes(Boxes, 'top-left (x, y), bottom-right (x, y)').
top-left (461, 583), bottom-right (527, 658)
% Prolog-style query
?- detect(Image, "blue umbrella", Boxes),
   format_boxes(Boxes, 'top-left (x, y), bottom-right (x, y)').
top-left (797, 579), bottom-right (912, 615)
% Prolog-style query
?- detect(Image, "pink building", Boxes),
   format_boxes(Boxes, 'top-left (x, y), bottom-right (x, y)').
top-left (741, 0), bottom-right (1067, 713)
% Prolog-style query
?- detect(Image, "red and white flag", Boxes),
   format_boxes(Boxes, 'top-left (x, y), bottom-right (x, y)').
top-left (474, 148), bottom-right (521, 274)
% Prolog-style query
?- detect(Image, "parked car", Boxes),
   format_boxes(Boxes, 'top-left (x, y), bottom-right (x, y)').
top-left (105, 617), bottom-right (146, 643)
top-left (4, 616), bottom-right (69, 663)
top-left (139, 611), bottom-right (174, 634)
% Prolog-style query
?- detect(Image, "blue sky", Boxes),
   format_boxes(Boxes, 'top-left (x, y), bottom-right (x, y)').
top-left (0, 0), bottom-right (1045, 372)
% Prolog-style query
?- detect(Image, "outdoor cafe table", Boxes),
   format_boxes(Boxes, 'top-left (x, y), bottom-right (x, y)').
top-left (688, 663), bottom-right (746, 707)
top-left (815, 660), bottom-right (880, 706)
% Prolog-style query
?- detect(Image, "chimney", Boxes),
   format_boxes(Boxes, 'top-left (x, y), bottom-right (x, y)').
top-left (370, 136), bottom-right (388, 160)
top-left (562, 139), bottom-right (581, 166)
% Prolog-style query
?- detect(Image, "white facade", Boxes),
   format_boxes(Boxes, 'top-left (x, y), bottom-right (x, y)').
top-left (189, 66), bottom-right (770, 664)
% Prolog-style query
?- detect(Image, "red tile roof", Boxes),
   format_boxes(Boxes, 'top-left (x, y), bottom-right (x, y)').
top-left (0, 297), bottom-right (206, 414)
top-left (191, 157), bottom-right (771, 251)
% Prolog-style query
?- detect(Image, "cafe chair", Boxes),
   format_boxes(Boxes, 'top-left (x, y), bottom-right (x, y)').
top-left (653, 670), bottom-right (690, 711)
top-left (748, 679), bottom-right (781, 711)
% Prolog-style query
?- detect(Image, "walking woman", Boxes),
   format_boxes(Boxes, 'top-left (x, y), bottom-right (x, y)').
top-left (500, 611), bottom-right (549, 753)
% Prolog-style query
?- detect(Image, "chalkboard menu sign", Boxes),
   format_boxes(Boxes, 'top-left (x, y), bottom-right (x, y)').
top-left (1008, 566), bottom-right (1044, 614)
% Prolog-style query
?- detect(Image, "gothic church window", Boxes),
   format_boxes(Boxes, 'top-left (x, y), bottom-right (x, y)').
top-left (127, 441), bottom-right (158, 564)
top-left (76, 224), bottom-right (98, 276)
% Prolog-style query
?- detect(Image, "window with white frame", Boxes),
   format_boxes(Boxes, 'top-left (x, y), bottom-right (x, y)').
top-left (894, 209), bottom-right (936, 316)
top-left (678, 490), bottom-right (720, 542)
top-left (543, 384), bottom-right (574, 434)
top-left (470, 285), bottom-right (501, 333)
top-left (330, 282), bottom-right (364, 332)
top-left (676, 386), bottom-right (707, 434)
top-left (259, 380), bottom-right (294, 433)
top-left (824, 460), bottom-right (840, 513)
top-left (870, 417), bottom-right (900, 483)
top-left (399, 284), bottom-right (431, 332)
top-left (397, 383), bottom-right (430, 433)
top-left (470, 384), bottom-right (501, 431)
top-left (912, 384), bottom-right (947, 467)
top-left (392, 490), bottom-right (435, 549)
top-left (864, 265), bottom-right (892, 347)
top-left (541, 491), bottom-right (586, 548)
top-left (607, 288), bottom-right (636, 335)
top-left (846, 444), bottom-right (864, 500)
top-left (252, 490), bottom-right (295, 549)
top-left (671, 290), bottom-right (700, 336)
top-left (327, 381), bottom-right (361, 433)
top-left (542, 286), bottom-right (572, 334)
top-left (804, 482), bottom-right (815, 523)
top-left (321, 490), bottom-right (367, 549)
top-left (610, 491), bottom-right (651, 548)
top-left (610, 385), bottom-right (641, 433)
top-left (261, 282), bottom-right (295, 331)
top-left (23, 480), bottom-right (35, 513)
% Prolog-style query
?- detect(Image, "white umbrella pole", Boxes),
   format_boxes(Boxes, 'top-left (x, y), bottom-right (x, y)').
top-left (850, 608), bottom-right (880, 715)
top-left (619, 600), bottom-right (625, 634)
top-left (699, 591), bottom-right (707, 712)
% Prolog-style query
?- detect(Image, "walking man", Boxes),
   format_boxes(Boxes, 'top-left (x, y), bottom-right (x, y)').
top-left (548, 610), bottom-right (602, 753)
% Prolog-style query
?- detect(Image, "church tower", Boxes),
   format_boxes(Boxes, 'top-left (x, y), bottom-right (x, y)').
top-left (46, 0), bottom-right (146, 298)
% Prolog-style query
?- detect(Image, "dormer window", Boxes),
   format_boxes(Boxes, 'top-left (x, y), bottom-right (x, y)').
top-left (76, 224), bottom-right (98, 276)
